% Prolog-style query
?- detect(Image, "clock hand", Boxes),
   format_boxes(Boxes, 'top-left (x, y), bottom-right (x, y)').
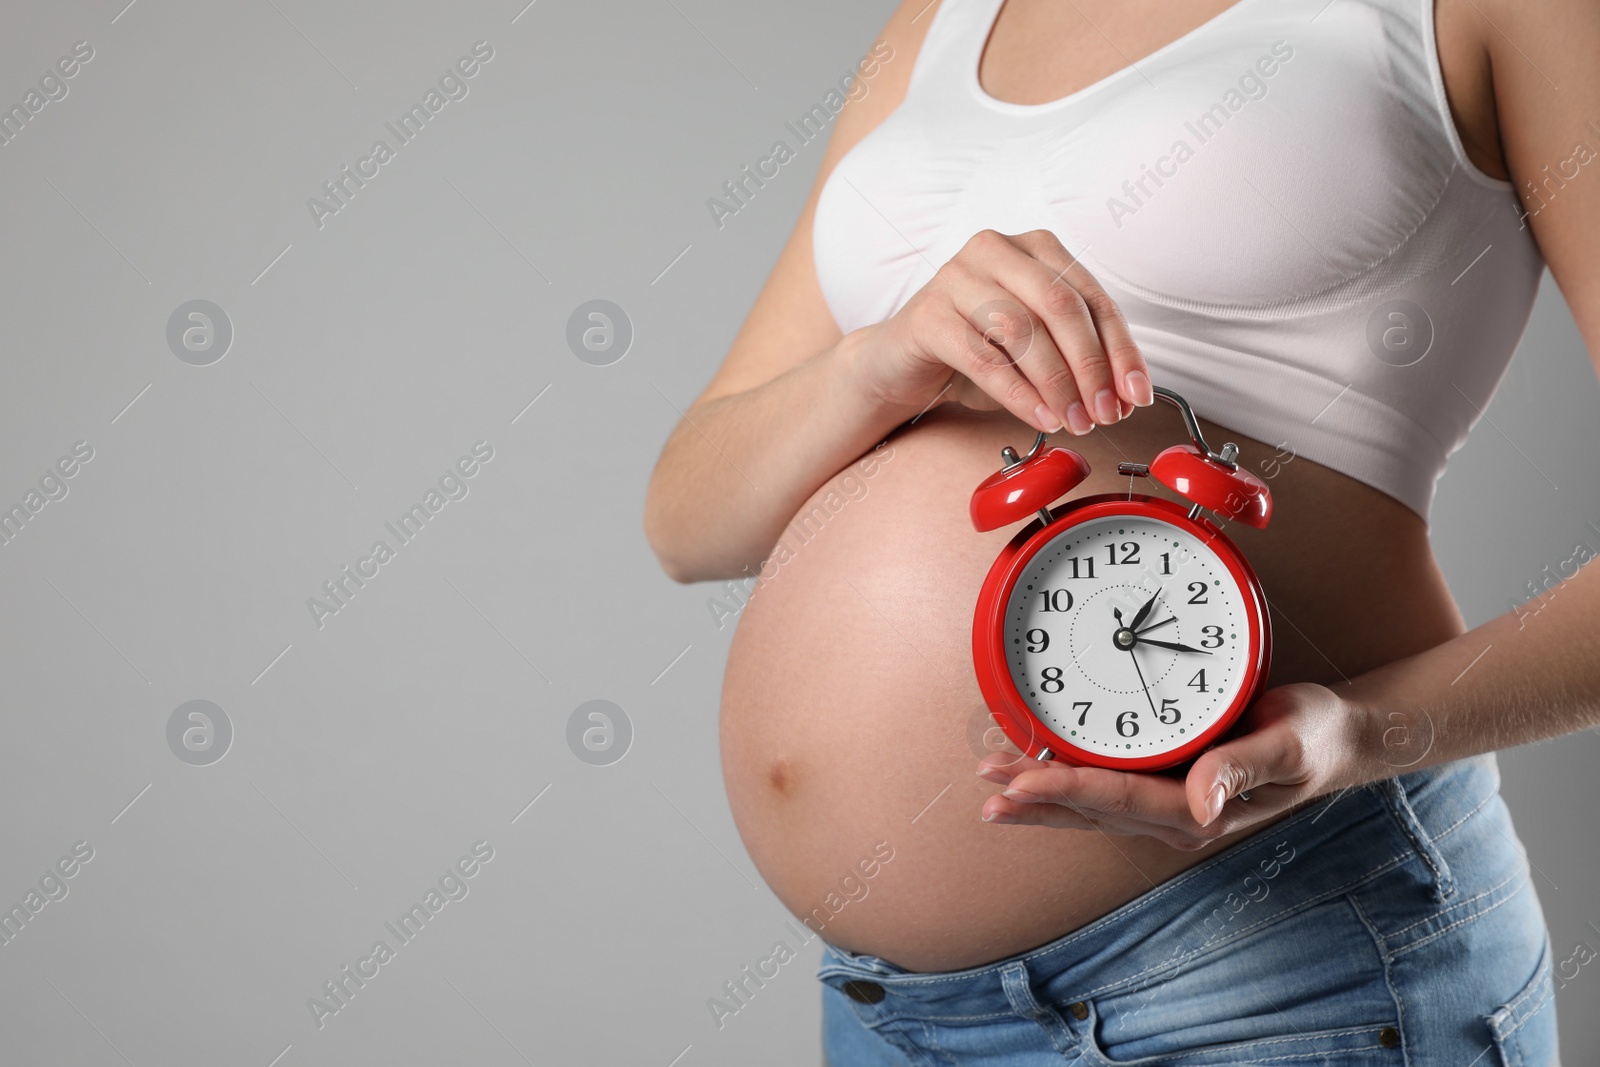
top-left (1136, 616), bottom-right (1176, 635)
top-left (1137, 637), bottom-right (1213, 655)
top-left (1129, 587), bottom-right (1162, 632)
top-left (1127, 644), bottom-right (1159, 717)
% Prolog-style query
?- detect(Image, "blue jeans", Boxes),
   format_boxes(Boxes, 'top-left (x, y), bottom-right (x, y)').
top-left (818, 754), bottom-right (1557, 1066)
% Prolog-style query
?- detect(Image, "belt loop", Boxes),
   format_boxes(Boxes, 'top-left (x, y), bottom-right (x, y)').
top-left (1375, 776), bottom-right (1456, 901)
top-left (999, 961), bottom-right (1078, 1055)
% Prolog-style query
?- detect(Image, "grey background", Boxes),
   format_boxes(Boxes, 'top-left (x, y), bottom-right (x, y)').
top-left (0, 0), bottom-right (1595, 1064)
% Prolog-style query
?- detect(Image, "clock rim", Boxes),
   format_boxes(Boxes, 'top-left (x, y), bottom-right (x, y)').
top-left (972, 493), bottom-right (1272, 772)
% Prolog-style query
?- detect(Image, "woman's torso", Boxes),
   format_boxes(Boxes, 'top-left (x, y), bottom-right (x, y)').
top-left (719, 0), bottom-right (1543, 974)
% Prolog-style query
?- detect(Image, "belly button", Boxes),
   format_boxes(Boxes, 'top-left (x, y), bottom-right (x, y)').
top-left (767, 756), bottom-right (795, 796)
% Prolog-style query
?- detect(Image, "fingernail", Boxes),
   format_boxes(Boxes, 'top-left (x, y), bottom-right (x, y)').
top-left (1124, 369), bottom-right (1153, 406)
top-left (1094, 389), bottom-right (1119, 424)
top-left (1033, 404), bottom-right (1063, 433)
top-left (983, 811), bottom-right (1018, 824)
top-left (1205, 784), bottom-right (1226, 825)
top-left (1002, 788), bottom-right (1042, 803)
top-left (1066, 401), bottom-right (1093, 435)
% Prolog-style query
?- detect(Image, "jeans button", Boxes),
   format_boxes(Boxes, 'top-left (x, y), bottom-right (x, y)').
top-left (1067, 1001), bottom-right (1089, 1021)
top-left (843, 980), bottom-right (886, 1004)
top-left (1379, 1027), bottom-right (1401, 1048)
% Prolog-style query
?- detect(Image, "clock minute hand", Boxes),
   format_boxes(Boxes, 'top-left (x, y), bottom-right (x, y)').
top-left (1137, 636), bottom-right (1213, 656)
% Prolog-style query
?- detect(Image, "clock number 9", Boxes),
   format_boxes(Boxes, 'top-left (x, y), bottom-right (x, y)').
top-left (1025, 628), bottom-right (1050, 652)
top-left (1040, 667), bottom-right (1065, 693)
top-left (1116, 710), bottom-right (1139, 737)
top-left (1201, 625), bottom-right (1225, 648)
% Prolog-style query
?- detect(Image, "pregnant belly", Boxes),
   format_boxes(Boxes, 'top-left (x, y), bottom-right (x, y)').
top-left (718, 405), bottom-right (1460, 973)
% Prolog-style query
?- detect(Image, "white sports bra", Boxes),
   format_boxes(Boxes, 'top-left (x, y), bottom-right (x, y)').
top-left (812, 0), bottom-right (1544, 521)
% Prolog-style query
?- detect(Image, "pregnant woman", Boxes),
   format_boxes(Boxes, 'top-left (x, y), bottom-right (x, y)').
top-left (647, 0), bottom-right (1598, 1062)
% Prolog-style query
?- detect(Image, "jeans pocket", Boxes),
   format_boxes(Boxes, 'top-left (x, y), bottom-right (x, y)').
top-left (1486, 937), bottom-right (1556, 1067)
top-left (1079, 1007), bottom-right (1402, 1067)
top-left (1073, 896), bottom-right (1406, 1065)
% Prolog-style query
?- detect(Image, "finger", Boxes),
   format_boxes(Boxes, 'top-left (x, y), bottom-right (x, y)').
top-left (976, 751), bottom-right (1034, 784)
top-left (1001, 762), bottom-right (1199, 832)
top-left (925, 292), bottom-right (1058, 432)
top-left (981, 793), bottom-right (1201, 848)
top-left (1186, 720), bottom-right (1315, 826)
top-left (1017, 230), bottom-right (1152, 415)
top-left (974, 241), bottom-right (1112, 431)
top-left (942, 268), bottom-right (1084, 434)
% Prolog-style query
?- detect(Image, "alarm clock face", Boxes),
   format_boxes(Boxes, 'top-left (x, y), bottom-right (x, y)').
top-left (1003, 512), bottom-right (1254, 761)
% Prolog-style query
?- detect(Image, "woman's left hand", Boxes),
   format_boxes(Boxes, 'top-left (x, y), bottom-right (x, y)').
top-left (976, 682), bottom-right (1380, 850)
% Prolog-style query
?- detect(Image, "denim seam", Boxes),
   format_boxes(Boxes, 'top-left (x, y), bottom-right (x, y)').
top-left (1216, 1045), bottom-right (1389, 1064)
top-left (1154, 1025), bottom-right (1389, 1059)
top-left (1377, 778), bottom-right (1454, 900)
top-left (873, 1016), bottom-right (949, 1065)
top-left (1391, 871), bottom-right (1527, 957)
top-left (1382, 868), bottom-right (1522, 939)
top-left (1494, 947), bottom-right (1554, 1038)
top-left (1429, 786), bottom-right (1496, 842)
top-left (1502, 958), bottom-right (1551, 1018)
top-left (1092, 1035), bottom-right (1395, 1066)
top-left (1346, 892), bottom-right (1410, 1067)
top-left (1073, 852), bottom-right (1411, 1000)
top-left (849, 1007), bottom-right (1021, 1025)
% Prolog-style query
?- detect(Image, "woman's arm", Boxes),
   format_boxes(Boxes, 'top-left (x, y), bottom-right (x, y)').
top-left (644, 0), bottom-right (1152, 583)
top-left (978, 0), bottom-right (1600, 845)
top-left (642, 0), bottom-right (924, 583)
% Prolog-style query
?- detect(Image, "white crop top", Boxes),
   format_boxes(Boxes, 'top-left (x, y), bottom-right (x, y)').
top-left (812, 0), bottom-right (1545, 521)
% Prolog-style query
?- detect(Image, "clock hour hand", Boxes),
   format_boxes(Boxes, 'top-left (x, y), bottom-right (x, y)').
top-left (1129, 587), bottom-right (1162, 632)
top-left (1138, 636), bottom-right (1212, 655)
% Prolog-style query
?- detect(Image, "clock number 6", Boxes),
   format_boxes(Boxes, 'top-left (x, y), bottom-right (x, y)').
top-left (1116, 710), bottom-right (1139, 737)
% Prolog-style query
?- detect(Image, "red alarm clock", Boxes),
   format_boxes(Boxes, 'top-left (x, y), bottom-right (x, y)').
top-left (970, 386), bottom-right (1273, 772)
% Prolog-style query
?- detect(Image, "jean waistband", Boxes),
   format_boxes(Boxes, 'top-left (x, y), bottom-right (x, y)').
top-left (817, 754), bottom-right (1500, 1020)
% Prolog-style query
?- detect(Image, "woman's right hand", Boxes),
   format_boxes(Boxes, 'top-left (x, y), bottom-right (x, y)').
top-left (848, 228), bottom-right (1154, 434)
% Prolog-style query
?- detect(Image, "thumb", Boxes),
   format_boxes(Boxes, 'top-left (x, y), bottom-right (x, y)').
top-left (1185, 723), bottom-right (1309, 827)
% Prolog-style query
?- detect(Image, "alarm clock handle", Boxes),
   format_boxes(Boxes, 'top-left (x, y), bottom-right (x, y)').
top-left (999, 431), bottom-right (1051, 471)
top-left (1151, 386), bottom-right (1240, 470)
